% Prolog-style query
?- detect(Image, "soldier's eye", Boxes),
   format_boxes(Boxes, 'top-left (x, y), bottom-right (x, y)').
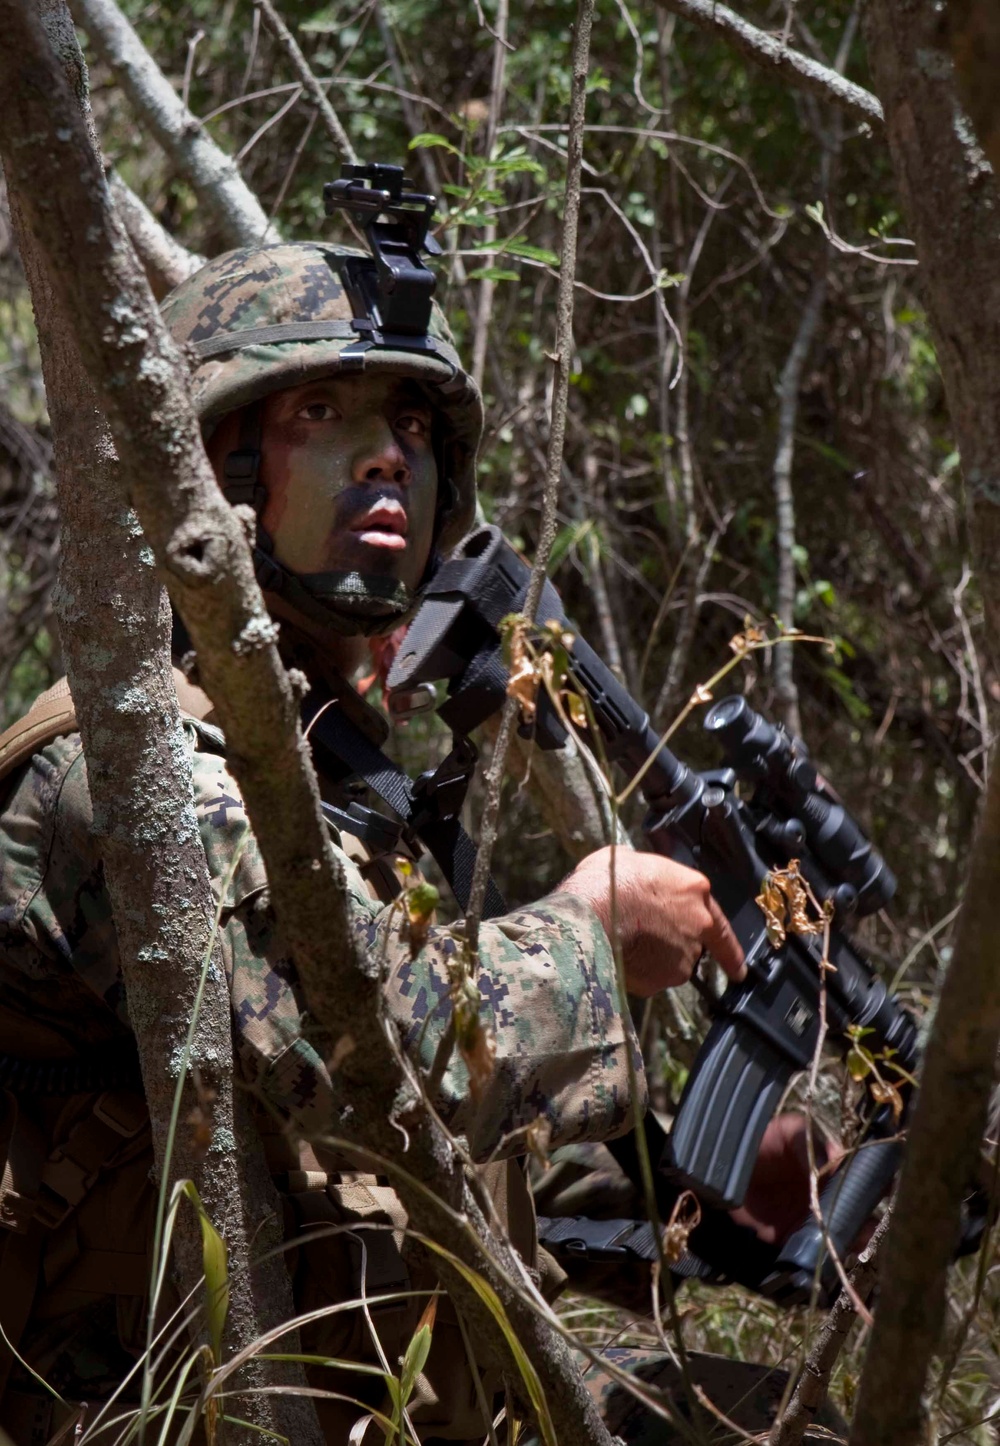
top-left (396, 413), bottom-right (430, 438)
top-left (296, 402), bottom-right (338, 422)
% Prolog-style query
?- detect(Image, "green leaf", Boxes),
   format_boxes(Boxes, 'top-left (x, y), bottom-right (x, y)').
top-left (182, 1181), bottom-right (229, 1366)
top-left (466, 267), bottom-right (520, 283)
top-left (409, 133), bottom-right (460, 157)
top-left (504, 240), bottom-right (560, 266)
top-left (399, 1322), bottom-right (433, 1408)
top-left (415, 1236), bottom-right (557, 1446)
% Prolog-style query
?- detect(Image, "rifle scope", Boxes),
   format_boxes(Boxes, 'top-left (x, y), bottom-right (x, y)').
top-left (704, 695), bottom-right (896, 916)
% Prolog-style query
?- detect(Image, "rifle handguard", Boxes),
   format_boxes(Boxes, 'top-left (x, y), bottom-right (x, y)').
top-left (765, 1135), bottom-right (902, 1305)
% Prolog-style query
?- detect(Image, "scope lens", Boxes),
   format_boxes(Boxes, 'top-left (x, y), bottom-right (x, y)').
top-left (705, 695), bottom-right (748, 731)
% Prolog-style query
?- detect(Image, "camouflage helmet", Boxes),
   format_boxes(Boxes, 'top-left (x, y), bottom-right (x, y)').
top-left (161, 241), bottom-right (481, 557)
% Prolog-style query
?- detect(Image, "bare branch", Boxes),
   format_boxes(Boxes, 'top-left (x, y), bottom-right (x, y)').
top-left (470, 0), bottom-right (510, 390)
top-left (252, 0), bottom-right (359, 166)
top-left (108, 170), bottom-right (204, 297)
top-left (465, 0), bottom-right (597, 949)
top-left (772, 274), bottom-right (826, 738)
top-left (848, 724), bottom-right (1000, 1441)
top-left (653, 518), bottom-right (726, 729)
top-left (3, 7), bottom-right (319, 1440)
top-left (651, 0), bottom-right (883, 129)
top-left (70, 0), bottom-right (279, 247)
top-left (770, 1208), bottom-right (891, 1446)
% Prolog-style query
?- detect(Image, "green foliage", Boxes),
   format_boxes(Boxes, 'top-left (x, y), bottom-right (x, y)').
top-left (1, 5), bottom-right (993, 1430)
top-left (181, 1181), bottom-right (230, 1366)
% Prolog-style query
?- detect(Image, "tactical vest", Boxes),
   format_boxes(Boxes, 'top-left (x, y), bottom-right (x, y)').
top-left (0, 676), bottom-right (548, 1445)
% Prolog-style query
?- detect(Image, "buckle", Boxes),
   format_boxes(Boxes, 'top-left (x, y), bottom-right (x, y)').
top-left (92, 1091), bottom-right (147, 1139)
top-left (253, 549), bottom-right (286, 594)
top-left (35, 1163), bottom-right (87, 1230)
top-left (0, 1187), bottom-right (37, 1235)
top-left (410, 736), bottom-right (478, 827)
top-left (387, 683), bottom-right (436, 723)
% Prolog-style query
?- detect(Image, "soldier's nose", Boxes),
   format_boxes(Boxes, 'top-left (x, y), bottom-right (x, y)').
top-left (353, 425), bottom-right (411, 488)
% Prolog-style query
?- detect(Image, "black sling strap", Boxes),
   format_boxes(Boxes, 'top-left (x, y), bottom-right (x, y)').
top-left (305, 692), bottom-right (507, 920)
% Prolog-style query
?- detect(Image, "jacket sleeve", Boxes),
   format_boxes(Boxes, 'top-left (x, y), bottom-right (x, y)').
top-left (192, 748), bottom-right (645, 1157)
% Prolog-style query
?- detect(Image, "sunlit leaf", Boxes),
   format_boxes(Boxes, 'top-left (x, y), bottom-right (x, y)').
top-left (181, 1181), bottom-right (229, 1367)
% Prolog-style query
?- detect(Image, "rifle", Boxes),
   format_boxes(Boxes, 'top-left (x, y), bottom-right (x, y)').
top-left (387, 523), bottom-right (922, 1306)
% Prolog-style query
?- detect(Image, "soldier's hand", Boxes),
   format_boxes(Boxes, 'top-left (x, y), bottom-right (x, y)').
top-left (562, 847), bottom-right (745, 996)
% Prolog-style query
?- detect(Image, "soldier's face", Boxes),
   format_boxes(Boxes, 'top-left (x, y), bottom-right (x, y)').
top-left (213, 374), bottom-right (439, 592)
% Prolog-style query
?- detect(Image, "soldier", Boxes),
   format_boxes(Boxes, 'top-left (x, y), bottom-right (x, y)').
top-left (0, 239), bottom-right (837, 1444)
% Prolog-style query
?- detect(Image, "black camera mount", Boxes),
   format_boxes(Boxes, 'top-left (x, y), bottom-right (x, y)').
top-left (324, 162), bottom-right (442, 342)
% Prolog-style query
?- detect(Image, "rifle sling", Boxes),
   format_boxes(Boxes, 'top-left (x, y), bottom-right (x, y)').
top-left (534, 1213), bottom-right (713, 1279)
top-left (305, 695), bottom-right (507, 920)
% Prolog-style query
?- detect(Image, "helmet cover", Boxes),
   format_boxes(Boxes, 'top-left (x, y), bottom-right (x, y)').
top-left (162, 241), bottom-right (481, 556)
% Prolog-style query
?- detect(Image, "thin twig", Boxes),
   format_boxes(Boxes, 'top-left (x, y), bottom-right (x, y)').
top-left (106, 172), bottom-right (204, 295)
top-left (469, 0), bottom-right (509, 391)
top-left (71, 0), bottom-right (278, 246)
top-left (651, 0), bottom-right (883, 127)
top-left (464, 0), bottom-right (596, 955)
top-left (769, 1209), bottom-right (892, 1446)
top-left (252, 0), bottom-right (358, 165)
top-left (772, 274), bottom-right (826, 739)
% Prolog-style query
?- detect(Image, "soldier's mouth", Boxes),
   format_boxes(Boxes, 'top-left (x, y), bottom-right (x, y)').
top-left (350, 499), bottom-right (408, 551)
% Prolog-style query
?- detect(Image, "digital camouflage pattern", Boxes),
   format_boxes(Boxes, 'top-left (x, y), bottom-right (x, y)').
top-left (161, 242), bottom-right (481, 554)
top-left (0, 713), bottom-right (642, 1425)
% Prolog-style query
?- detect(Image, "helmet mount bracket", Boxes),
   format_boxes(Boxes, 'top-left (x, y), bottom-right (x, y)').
top-left (323, 163), bottom-right (442, 343)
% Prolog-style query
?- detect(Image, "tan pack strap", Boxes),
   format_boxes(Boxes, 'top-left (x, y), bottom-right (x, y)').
top-left (36, 1091), bottom-right (149, 1231)
top-left (0, 1221), bottom-right (46, 1404)
top-left (0, 1091), bottom-right (46, 1236)
top-left (0, 682), bottom-right (76, 786)
top-left (288, 1179), bottom-right (410, 1315)
top-left (0, 668), bottom-right (216, 794)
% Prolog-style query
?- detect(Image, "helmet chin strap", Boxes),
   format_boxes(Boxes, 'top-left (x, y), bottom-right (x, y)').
top-left (221, 401), bottom-right (415, 639)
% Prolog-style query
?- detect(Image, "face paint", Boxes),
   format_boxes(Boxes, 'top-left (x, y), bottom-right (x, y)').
top-left (256, 373), bottom-right (439, 594)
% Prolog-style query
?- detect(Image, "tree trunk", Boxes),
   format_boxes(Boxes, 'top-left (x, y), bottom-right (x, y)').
top-left (846, 6), bottom-right (1000, 1438)
top-left (862, 0), bottom-right (1000, 680)
top-left (946, 0), bottom-right (1000, 173)
top-left (3, 6), bottom-right (322, 1442)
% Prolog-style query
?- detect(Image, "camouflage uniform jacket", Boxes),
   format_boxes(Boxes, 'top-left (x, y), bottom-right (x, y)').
top-left (0, 716), bottom-right (641, 1150)
top-left (0, 707), bottom-right (643, 1430)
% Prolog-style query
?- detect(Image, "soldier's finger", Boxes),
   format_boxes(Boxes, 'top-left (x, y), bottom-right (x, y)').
top-left (705, 897), bottom-right (745, 980)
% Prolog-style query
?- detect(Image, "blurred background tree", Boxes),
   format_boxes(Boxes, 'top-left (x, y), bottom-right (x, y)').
top-left (4, 0), bottom-right (980, 929)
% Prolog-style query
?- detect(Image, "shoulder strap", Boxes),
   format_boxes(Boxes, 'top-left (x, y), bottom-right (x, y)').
top-left (305, 689), bottom-right (507, 920)
top-left (0, 668), bottom-right (216, 793)
top-left (0, 679), bottom-right (76, 785)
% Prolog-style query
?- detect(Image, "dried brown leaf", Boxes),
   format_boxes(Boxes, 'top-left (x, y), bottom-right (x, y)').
top-left (729, 621), bottom-right (767, 658)
top-left (525, 1117), bottom-right (553, 1171)
top-left (507, 656), bottom-right (541, 722)
top-left (870, 1079), bottom-right (904, 1124)
top-left (453, 979), bottom-right (497, 1104)
top-left (662, 1190), bottom-right (702, 1265)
